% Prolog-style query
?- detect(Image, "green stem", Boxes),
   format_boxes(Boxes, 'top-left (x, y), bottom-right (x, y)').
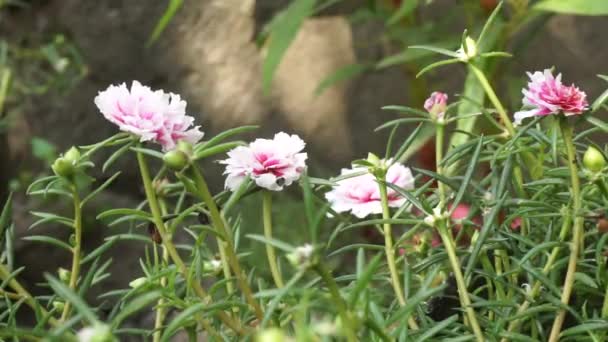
top-left (60, 185), bottom-right (83, 322)
top-left (314, 263), bottom-right (357, 342)
top-left (549, 119), bottom-right (584, 342)
top-left (469, 64), bottom-right (514, 136)
top-left (436, 123), bottom-right (446, 207)
top-left (378, 180), bottom-right (419, 330)
top-left (502, 209), bottom-right (571, 340)
top-left (263, 191), bottom-right (284, 288)
top-left (189, 164), bottom-right (264, 320)
top-left (153, 200), bottom-right (170, 342)
top-left (470, 63), bottom-right (529, 235)
top-left (437, 221), bottom-right (484, 341)
top-left (135, 150), bottom-right (243, 336)
top-left (0, 263), bottom-right (59, 327)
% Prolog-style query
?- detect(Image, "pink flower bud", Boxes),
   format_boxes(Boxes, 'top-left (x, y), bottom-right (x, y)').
top-left (424, 92), bottom-right (448, 119)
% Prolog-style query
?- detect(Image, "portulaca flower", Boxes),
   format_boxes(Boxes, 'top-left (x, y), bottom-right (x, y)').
top-left (424, 91), bottom-right (448, 119)
top-left (221, 132), bottom-right (307, 191)
top-left (325, 161), bottom-right (414, 218)
top-left (94, 81), bottom-right (203, 151)
top-left (514, 69), bottom-right (588, 126)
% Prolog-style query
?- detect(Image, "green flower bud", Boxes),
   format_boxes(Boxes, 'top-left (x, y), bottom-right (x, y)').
top-left (583, 146), bottom-right (606, 173)
top-left (77, 324), bottom-right (115, 342)
top-left (366, 152), bottom-right (381, 167)
top-left (129, 277), bottom-right (147, 289)
top-left (458, 36), bottom-right (478, 62)
top-left (51, 157), bottom-right (75, 178)
top-left (177, 140), bottom-right (193, 157)
top-left (58, 268), bottom-right (71, 283)
top-left (63, 146), bottom-right (81, 163)
top-left (286, 244), bottom-right (315, 269)
top-left (52, 300), bottom-right (65, 311)
top-left (255, 328), bottom-right (287, 342)
top-left (202, 259), bottom-right (222, 276)
top-left (163, 150), bottom-right (189, 171)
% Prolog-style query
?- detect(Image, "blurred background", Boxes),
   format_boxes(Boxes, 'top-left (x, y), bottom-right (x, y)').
top-left (1, 0), bottom-right (607, 330)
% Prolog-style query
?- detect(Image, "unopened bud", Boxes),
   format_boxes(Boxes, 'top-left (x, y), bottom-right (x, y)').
top-left (163, 150), bottom-right (189, 171)
top-left (255, 328), bottom-right (287, 342)
top-left (58, 268), bottom-right (71, 283)
top-left (458, 36), bottom-right (478, 62)
top-left (129, 277), bottom-right (147, 289)
top-left (63, 146), bottom-right (81, 163)
top-left (77, 323), bottom-right (115, 342)
top-left (177, 140), bottom-right (194, 157)
top-left (52, 300), bottom-right (65, 311)
top-left (287, 244), bottom-right (315, 269)
top-left (52, 157), bottom-right (75, 178)
top-left (202, 259), bottom-right (223, 275)
top-left (583, 146), bottom-right (606, 173)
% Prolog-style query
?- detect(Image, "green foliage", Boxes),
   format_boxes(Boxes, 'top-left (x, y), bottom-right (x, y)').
top-left (534, 0), bottom-right (608, 16)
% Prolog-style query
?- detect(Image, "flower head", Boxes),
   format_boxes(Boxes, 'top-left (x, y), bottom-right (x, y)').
top-left (221, 132), bottom-right (307, 191)
top-left (325, 161), bottom-right (414, 218)
top-left (424, 91), bottom-right (448, 119)
top-left (514, 69), bottom-right (588, 125)
top-left (94, 81), bottom-right (203, 151)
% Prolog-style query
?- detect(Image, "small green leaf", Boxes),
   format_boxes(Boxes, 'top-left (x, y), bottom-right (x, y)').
top-left (22, 235), bottom-right (72, 251)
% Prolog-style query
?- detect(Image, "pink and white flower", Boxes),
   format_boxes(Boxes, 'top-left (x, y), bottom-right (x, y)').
top-left (325, 161), bottom-right (414, 218)
top-left (424, 91), bottom-right (448, 118)
top-left (221, 132), bottom-right (307, 191)
top-left (94, 81), bottom-right (204, 151)
top-left (514, 69), bottom-right (588, 125)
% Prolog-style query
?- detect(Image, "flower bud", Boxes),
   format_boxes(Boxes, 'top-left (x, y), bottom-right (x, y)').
top-left (52, 300), bottom-right (65, 311)
top-left (77, 323), bottom-right (115, 342)
top-left (366, 152), bottom-right (381, 167)
top-left (202, 259), bottom-right (223, 276)
top-left (129, 277), bottom-right (147, 289)
top-left (255, 328), bottom-right (287, 342)
top-left (177, 140), bottom-right (194, 157)
top-left (583, 146), bottom-right (606, 173)
top-left (458, 36), bottom-right (478, 62)
top-left (52, 157), bottom-right (75, 178)
top-left (424, 92), bottom-right (448, 121)
top-left (163, 150), bottom-right (189, 171)
top-left (286, 244), bottom-right (315, 269)
top-left (58, 268), bottom-right (71, 283)
top-left (63, 146), bottom-right (81, 163)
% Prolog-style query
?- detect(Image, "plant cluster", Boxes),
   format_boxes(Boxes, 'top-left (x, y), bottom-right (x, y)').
top-left (3, 3), bottom-right (608, 342)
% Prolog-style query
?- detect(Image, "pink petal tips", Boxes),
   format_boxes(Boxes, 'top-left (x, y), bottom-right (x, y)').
top-left (424, 91), bottom-right (448, 119)
top-left (325, 161), bottom-right (414, 218)
top-left (513, 69), bottom-right (588, 126)
top-left (221, 132), bottom-right (308, 191)
top-left (94, 81), bottom-right (204, 151)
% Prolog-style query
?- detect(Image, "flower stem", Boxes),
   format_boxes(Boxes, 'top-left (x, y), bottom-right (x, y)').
top-left (436, 123), bottom-right (446, 207)
top-left (189, 164), bottom-right (264, 320)
top-left (469, 64), bottom-right (514, 136)
top-left (548, 119), bottom-right (584, 342)
top-left (437, 220), bottom-right (484, 341)
top-left (314, 262), bottom-right (358, 342)
top-left (153, 200), bottom-right (170, 342)
top-left (262, 191), bottom-right (284, 288)
top-left (470, 63), bottom-right (529, 235)
top-left (378, 180), bottom-right (419, 330)
top-left (60, 185), bottom-right (83, 322)
top-left (136, 150), bottom-right (244, 336)
top-left (502, 209), bottom-right (571, 340)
